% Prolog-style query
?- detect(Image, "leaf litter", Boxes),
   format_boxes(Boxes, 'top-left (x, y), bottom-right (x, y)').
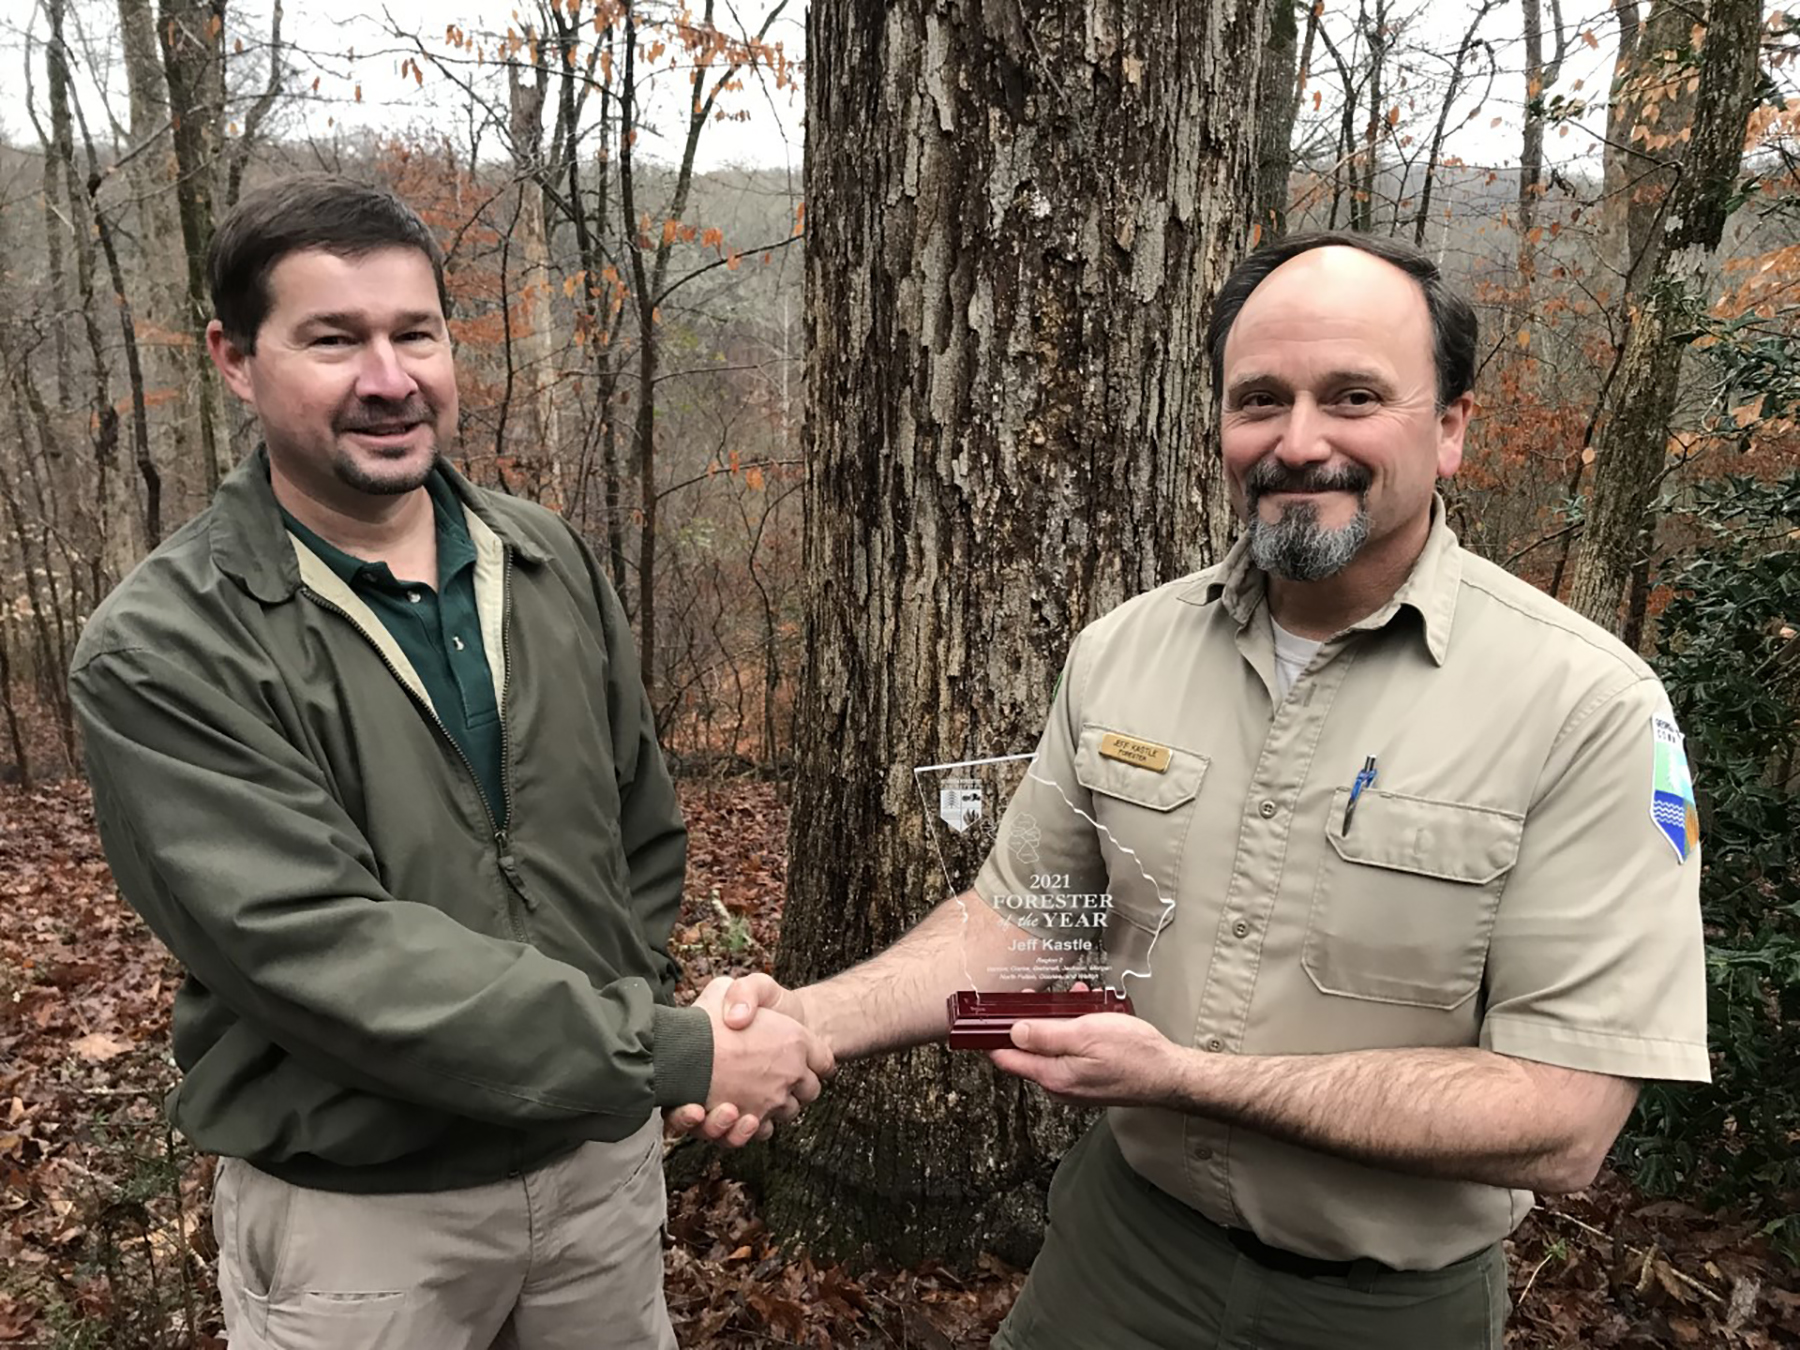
top-left (1, 781), bottom-right (1793, 1346)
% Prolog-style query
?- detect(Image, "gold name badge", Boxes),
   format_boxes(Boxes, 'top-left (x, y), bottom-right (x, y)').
top-left (1099, 732), bottom-right (1172, 773)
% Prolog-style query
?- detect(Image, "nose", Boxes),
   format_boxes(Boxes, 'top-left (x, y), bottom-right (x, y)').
top-left (353, 337), bottom-right (418, 403)
top-left (1274, 394), bottom-right (1331, 467)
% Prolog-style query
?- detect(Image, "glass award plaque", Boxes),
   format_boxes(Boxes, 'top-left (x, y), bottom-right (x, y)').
top-left (914, 752), bottom-right (1149, 1050)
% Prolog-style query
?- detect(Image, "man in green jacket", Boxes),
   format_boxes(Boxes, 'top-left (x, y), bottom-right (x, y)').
top-left (69, 174), bottom-right (824, 1349)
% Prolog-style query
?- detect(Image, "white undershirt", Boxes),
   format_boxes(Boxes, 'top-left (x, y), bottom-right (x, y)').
top-left (1271, 616), bottom-right (1324, 701)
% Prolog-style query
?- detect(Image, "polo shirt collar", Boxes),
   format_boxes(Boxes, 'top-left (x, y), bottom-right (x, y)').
top-left (277, 467), bottom-right (477, 591)
top-left (425, 470), bottom-right (479, 581)
top-left (1186, 495), bottom-right (1462, 665)
top-left (280, 511), bottom-right (373, 588)
top-left (210, 447), bottom-right (550, 604)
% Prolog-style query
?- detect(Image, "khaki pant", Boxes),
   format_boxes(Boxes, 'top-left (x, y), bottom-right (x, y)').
top-left (212, 1119), bottom-right (676, 1350)
top-left (995, 1121), bottom-right (1508, 1350)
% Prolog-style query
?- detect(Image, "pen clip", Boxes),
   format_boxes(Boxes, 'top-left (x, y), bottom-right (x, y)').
top-left (1342, 755), bottom-right (1377, 835)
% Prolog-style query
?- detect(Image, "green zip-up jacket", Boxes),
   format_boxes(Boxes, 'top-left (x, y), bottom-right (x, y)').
top-left (69, 448), bottom-right (713, 1193)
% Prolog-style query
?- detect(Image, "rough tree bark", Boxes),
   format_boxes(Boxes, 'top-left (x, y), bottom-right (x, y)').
top-left (771, 0), bottom-right (1262, 1266)
top-left (1564, 0), bottom-right (1762, 633)
top-left (1602, 0), bottom-right (1696, 302)
top-left (1254, 0), bottom-right (1299, 240)
top-left (159, 0), bottom-right (229, 492)
top-left (507, 55), bottom-right (567, 502)
top-left (119, 0), bottom-right (207, 518)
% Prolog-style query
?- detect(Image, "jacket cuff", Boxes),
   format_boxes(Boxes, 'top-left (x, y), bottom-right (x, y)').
top-left (651, 1004), bottom-right (714, 1107)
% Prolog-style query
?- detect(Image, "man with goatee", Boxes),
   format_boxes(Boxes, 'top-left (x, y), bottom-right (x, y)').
top-left (713, 232), bottom-right (1710, 1349)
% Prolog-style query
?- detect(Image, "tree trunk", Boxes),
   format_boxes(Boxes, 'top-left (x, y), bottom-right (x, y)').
top-left (0, 599), bottom-right (31, 790)
top-left (119, 0), bottom-right (206, 519)
top-left (1620, 516), bottom-right (1655, 652)
top-left (45, 0), bottom-right (131, 577)
top-left (617, 5), bottom-right (658, 698)
top-left (1355, 0), bottom-right (1385, 233)
top-left (771, 0), bottom-right (1263, 1267)
top-left (1598, 0), bottom-right (1643, 297)
top-left (39, 157), bottom-right (75, 408)
top-left (60, 23), bottom-right (163, 550)
top-left (1253, 0), bottom-right (1298, 241)
top-left (160, 0), bottom-right (228, 491)
top-left (1564, 0), bottom-right (1761, 632)
top-left (1516, 0), bottom-right (1565, 285)
top-left (1, 390), bottom-right (77, 774)
top-left (508, 57), bottom-right (566, 504)
top-left (1600, 0), bottom-right (1695, 302)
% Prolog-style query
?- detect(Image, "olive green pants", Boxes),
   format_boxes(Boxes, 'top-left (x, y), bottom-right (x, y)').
top-left (994, 1122), bottom-right (1508, 1350)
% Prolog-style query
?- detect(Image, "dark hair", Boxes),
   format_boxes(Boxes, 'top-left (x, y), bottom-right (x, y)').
top-left (207, 173), bottom-right (449, 351)
top-left (1206, 230), bottom-right (1477, 410)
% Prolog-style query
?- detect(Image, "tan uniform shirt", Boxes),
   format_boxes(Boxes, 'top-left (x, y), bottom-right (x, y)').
top-left (974, 508), bottom-right (1710, 1271)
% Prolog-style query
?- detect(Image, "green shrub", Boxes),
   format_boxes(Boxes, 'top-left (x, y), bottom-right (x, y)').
top-left (1618, 471), bottom-right (1800, 1261)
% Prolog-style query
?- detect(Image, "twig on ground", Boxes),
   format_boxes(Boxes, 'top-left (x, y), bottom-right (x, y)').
top-left (1547, 1210), bottom-right (1724, 1304)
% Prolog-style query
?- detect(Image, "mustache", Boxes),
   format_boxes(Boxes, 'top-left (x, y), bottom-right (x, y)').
top-left (336, 399), bottom-right (433, 432)
top-left (1244, 460), bottom-right (1371, 500)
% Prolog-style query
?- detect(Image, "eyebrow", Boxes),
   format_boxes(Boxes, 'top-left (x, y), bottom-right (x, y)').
top-left (297, 310), bottom-right (442, 330)
top-left (1226, 369), bottom-right (1395, 398)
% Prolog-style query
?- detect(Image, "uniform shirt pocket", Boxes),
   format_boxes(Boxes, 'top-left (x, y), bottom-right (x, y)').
top-left (1303, 790), bottom-right (1523, 1010)
top-left (1072, 726), bottom-right (1208, 955)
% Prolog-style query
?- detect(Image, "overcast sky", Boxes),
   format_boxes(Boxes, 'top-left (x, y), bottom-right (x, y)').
top-left (0, 0), bottom-right (806, 175)
top-left (0, 0), bottom-right (1685, 185)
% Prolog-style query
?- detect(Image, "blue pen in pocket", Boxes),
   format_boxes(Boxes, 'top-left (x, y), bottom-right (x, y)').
top-left (1342, 755), bottom-right (1378, 834)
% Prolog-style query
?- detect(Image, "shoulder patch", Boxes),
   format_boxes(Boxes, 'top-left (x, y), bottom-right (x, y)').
top-left (1651, 711), bottom-right (1698, 864)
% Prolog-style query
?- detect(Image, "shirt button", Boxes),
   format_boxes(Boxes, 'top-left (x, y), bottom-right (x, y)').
top-left (1258, 800), bottom-right (1277, 819)
top-left (1194, 1147), bottom-right (1213, 1161)
top-left (1206, 1037), bottom-right (1225, 1053)
top-left (1232, 920), bottom-right (1250, 939)
top-left (408, 590), bottom-right (422, 603)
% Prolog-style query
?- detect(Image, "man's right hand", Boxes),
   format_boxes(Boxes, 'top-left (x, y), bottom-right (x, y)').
top-left (680, 977), bottom-right (830, 1147)
top-left (718, 972), bottom-right (808, 1032)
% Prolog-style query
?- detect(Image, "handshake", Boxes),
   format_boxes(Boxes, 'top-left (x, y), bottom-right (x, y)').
top-left (668, 973), bottom-right (825, 1147)
top-left (661, 896), bottom-right (1166, 1143)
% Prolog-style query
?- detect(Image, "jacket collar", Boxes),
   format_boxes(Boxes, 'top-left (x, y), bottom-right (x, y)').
top-left (1181, 495), bottom-right (1462, 665)
top-left (209, 446), bottom-right (548, 602)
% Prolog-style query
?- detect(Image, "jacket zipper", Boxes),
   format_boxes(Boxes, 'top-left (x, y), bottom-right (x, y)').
top-left (299, 555), bottom-right (533, 941)
top-left (491, 551), bottom-right (526, 912)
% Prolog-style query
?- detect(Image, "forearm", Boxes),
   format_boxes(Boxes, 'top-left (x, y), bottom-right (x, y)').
top-left (805, 890), bottom-right (1042, 1060)
top-left (1171, 1045), bottom-right (1634, 1194)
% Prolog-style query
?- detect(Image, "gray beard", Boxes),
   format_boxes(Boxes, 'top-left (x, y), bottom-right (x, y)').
top-left (1245, 497), bottom-right (1371, 582)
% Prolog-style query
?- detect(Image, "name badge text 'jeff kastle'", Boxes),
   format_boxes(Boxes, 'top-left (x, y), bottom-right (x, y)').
top-left (1098, 733), bottom-right (1171, 773)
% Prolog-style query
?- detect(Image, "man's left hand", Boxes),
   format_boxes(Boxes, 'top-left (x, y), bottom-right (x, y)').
top-left (989, 1013), bottom-right (1186, 1108)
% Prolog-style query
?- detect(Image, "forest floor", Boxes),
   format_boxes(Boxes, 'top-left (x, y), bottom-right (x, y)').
top-left (1, 779), bottom-right (1795, 1348)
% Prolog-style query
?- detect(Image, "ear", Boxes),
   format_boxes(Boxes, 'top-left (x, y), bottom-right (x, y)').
top-left (1435, 391), bottom-right (1475, 478)
top-left (206, 320), bottom-right (257, 405)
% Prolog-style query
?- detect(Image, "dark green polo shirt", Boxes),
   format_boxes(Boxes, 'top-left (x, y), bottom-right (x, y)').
top-left (282, 472), bottom-right (507, 824)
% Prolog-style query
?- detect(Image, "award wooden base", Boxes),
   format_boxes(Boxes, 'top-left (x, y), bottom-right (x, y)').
top-left (945, 989), bottom-right (1135, 1050)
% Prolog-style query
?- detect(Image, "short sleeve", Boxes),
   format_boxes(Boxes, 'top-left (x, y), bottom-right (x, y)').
top-left (1480, 676), bottom-right (1710, 1082)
